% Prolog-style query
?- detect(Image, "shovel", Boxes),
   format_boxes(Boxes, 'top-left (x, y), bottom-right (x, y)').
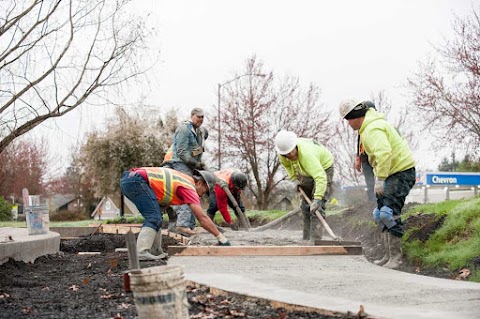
top-left (298, 188), bottom-right (361, 247)
top-left (219, 182), bottom-right (251, 229)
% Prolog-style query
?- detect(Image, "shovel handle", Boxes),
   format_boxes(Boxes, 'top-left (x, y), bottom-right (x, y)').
top-left (298, 188), bottom-right (338, 240)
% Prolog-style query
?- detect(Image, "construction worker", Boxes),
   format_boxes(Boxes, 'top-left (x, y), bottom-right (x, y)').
top-left (161, 145), bottom-right (177, 231)
top-left (120, 167), bottom-right (231, 261)
top-left (163, 107), bottom-right (208, 236)
top-left (339, 98), bottom-right (416, 269)
top-left (207, 169), bottom-right (248, 229)
top-left (356, 136), bottom-right (375, 201)
top-left (274, 130), bottom-right (334, 241)
top-left (355, 101), bottom-right (376, 202)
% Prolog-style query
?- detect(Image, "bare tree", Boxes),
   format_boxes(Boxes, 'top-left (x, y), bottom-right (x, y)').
top-left (0, 0), bottom-right (154, 153)
top-left (408, 6), bottom-right (480, 153)
top-left (211, 56), bottom-right (334, 209)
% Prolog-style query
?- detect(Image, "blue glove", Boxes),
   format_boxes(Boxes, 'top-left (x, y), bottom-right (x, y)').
top-left (217, 240), bottom-right (231, 246)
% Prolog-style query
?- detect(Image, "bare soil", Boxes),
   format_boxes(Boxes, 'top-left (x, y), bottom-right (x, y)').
top-left (0, 203), bottom-right (458, 318)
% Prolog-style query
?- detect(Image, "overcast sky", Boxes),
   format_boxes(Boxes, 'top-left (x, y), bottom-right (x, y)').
top-left (37, 0), bottom-right (474, 174)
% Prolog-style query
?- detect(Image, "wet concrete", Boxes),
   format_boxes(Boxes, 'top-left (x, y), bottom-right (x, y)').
top-left (170, 228), bottom-right (480, 319)
top-left (169, 255), bottom-right (480, 319)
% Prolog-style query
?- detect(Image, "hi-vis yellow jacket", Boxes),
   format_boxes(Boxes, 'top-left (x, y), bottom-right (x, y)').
top-left (359, 109), bottom-right (415, 179)
top-left (278, 138), bottom-right (333, 200)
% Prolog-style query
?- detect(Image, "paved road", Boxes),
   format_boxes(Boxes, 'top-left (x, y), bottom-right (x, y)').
top-left (170, 230), bottom-right (480, 319)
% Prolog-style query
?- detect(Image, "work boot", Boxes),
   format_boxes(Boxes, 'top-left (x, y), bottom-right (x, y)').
top-left (150, 229), bottom-right (168, 259)
top-left (373, 232), bottom-right (390, 266)
top-left (137, 227), bottom-right (166, 261)
top-left (384, 233), bottom-right (403, 269)
top-left (175, 226), bottom-right (196, 237)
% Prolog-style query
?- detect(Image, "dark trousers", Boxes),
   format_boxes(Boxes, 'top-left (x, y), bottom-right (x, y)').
top-left (377, 167), bottom-right (416, 236)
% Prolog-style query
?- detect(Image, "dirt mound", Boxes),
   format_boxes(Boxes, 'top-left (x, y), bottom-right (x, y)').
top-left (404, 213), bottom-right (446, 243)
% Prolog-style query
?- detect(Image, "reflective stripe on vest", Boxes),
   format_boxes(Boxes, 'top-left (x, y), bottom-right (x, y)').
top-left (143, 167), bottom-right (196, 206)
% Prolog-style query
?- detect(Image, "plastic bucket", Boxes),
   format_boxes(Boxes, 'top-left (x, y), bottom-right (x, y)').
top-left (129, 265), bottom-right (189, 319)
top-left (26, 206), bottom-right (49, 235)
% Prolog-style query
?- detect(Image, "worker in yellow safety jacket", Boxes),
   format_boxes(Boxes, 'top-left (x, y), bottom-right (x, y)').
top-left (339, 98), bottom-right (415, 269)
top-left (274, 130), bottom-right (334, 241)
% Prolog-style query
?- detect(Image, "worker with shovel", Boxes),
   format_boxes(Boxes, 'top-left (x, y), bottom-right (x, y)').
top-left (339, 98), bottom-right (416, 269)
top-left (120, 167), bottom-right (231, 261)
top-left (207, 169), bottom-right (248, 230)
top-left (274, 130), bottom-right (334, 241)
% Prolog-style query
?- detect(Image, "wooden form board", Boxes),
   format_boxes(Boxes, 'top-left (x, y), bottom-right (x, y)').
top-left (100, 224), bottom-right (142, 234)
top-left (168, 245), bottom-right (362, 256)
top-left (160, 229), bottom-right (191, 245)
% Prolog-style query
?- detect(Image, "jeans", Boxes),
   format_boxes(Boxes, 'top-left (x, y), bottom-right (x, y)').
top-left (207, 191), bottom-right (245, 223)
top-left (162, 161), bottom-right (196, 229)
top-left (376, 167), bottom-right (416, 237)
top-left (120, 171), bottom-right (162, 231)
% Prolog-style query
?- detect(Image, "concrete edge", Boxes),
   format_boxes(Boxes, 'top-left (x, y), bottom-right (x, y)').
top-left (0, 229), bottom-right (60, 265)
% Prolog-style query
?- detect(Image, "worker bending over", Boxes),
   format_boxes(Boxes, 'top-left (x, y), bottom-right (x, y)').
top-left (120, 167), bottom-right (231, 261)
top-left (275, 130), bottom-right (334, 241)
top-left (207, 169), bottom-right (248, 229)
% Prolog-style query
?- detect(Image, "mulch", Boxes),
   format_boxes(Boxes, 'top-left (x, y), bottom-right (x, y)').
top-left (0, 233), bottom-right (367, 319)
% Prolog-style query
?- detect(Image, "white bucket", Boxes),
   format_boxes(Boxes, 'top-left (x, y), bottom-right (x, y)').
top-left (26, 206), bottom-right (49, 235)
top-left (129, 265), bottom-right (189, 319)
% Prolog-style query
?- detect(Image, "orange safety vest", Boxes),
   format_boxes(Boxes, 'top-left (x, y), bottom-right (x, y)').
top-left (163, 145), bottom-right (173, 163)
top-left (215, 169), bottom-right (237, 185)
top-left (143, 167), bottom-right (196, 206)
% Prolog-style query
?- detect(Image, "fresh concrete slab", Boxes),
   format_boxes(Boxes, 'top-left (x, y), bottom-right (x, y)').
top-left (0, 227), bottom-right (60, 265)
top-left (168, 245), bottom-right (362, 256)
top-left (169, 255), bottom-right (480, 319)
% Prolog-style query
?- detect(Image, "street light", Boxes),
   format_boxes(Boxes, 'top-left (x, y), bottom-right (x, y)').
top-left (217, 73), bottom-right (266, 169)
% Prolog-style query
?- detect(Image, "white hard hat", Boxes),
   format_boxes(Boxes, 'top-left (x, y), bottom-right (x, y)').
top-left (339, 98), bottom-right (362, 119)
top-left (274, 130), bottom-right (297, 155)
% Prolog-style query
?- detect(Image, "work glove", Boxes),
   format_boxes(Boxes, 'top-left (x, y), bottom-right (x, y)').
top-left (374, 178), bottom-right (385, 196)
top-left (294, 180), bottom-right (306, 193)
top-left (217, 240), bottom-right (231, 246)
top-left (309, 199), bottom-right (323, 216)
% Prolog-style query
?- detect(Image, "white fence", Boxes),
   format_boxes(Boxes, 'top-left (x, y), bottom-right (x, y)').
top-left (406, 186), bottom-right (480, 204)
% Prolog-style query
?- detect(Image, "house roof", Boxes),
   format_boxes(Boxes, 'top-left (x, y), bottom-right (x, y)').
top-left (48, 194), bottom-right (76, 210)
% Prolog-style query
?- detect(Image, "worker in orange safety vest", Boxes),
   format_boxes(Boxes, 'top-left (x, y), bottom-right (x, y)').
top-left (120, 167), bottom-right (231, 261)
top-left (207, 169), bottom-right (248, 229)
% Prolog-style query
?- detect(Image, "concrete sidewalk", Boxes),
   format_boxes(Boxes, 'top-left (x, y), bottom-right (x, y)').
top-left (169, 255), bottom-right (480, 319)
top-left (0, 227), bottom-right (60, 265)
